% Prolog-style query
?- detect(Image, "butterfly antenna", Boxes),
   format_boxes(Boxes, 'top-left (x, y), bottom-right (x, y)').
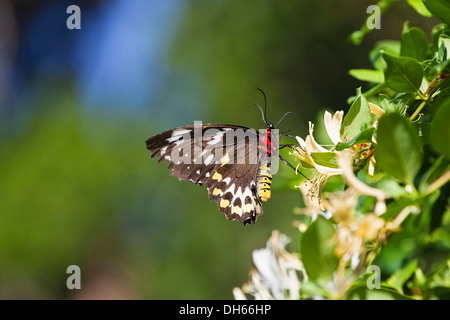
top-left (277, 111), bottom-right (307, 135)
top-left (256, 88), bottom-right (269, 125)
top-left (279, 125), bottom-right (301, 136)
top-left (254, 103), bottom-right (267, 125)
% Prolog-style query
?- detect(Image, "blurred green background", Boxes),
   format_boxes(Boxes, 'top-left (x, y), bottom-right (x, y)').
top-left (0, 0), bottom-right (437, 299)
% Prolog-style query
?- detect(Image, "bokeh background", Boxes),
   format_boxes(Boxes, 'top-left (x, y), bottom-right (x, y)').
top-left (0, 0), bottom-right (437, 299)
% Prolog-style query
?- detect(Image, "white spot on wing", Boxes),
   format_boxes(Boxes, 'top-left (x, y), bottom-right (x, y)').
top-left (167, 135), bottom-right (181, 143)
top-left (168, 129), bottom-right (190, 144)
top-left (204, 154), bottom-right (214, 165)
top-left (207, 132), bottom-right (224, 145)
top-left (222, 177), bottom-right (231, 184)
top-left (160, 146), bottom-right (168, 155)
top-left (224, 184), bottom-right (236, 194)
top-left (222, 185), bottom-right (254, 213)
top-left (196, 170), bottom-right (200, 175)
top-left (205, 172), bottom-right (210, 178)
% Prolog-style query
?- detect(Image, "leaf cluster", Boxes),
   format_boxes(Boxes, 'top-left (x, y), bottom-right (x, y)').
top-left (298, 1), bottom-right (450, 300)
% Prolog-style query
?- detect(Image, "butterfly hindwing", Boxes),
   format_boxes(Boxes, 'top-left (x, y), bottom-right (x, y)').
top-left (205, 133), bottom-right (263, 224)
top-left (146, 124), bottom-right (265, 224)
top-left (206, 163), bottom-right (262, 224)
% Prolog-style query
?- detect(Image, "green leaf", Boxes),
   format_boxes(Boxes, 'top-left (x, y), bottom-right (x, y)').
top-left (431, 99), bottom-right (450, 159)
top-left (419, 78), bottom-right (430, 96)
top-left (370, 40), bottom-right (401, 71)
top-left (406, 0), bottom-right (433, 17)
top-left (423, 59), bottom-right (440, 81)
top-left (391, 92), bottom-right (415, 109)
top-left (431, 226), bottom-right (450, 249)
top-left (431, 23), bottom-right (450, 53)
top-left (300, 216), bottom-right (338, 281)
top-left (310, 152), bottom-right (339, 169)
top-left (381, 197), bottom-right (417, 221)
top-left (438, 34), bottom-right (450, 61)
top-left (401, 25), bottom-right (429, 61)
top-left (341, 88), bottom-right (375, 141)
top-left (385, 259), bottom-right (418, 294)
top-left (335, 127), bottom-right (375, 151)
top-left (376, 176), bottom-right (409, 198)
top-left (439, 34), bottom-right (450, 51)
top-left (436, 35), bottom-right (450, 73)
top-left (439, 43), bottom-right (448, 62)
top-left (347, 83), bottom-right (389, 104)
top-left (376, 113), bottom-right (423, 184)
top-left (382, 52), bottom-right (424, 92)
top-left (347, 283), bottom-right (415, 300)
top-left (378, 93), bottom-right (397, 113)
top-left (424, 0), bottom-right (450, 25)
top-left (348, 69), bottom-right (384, 83)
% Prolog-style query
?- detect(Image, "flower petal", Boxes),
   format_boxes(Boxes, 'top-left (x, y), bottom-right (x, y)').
top-left (368, 102), bottom-right (385, 120)
top-left (306, 123), bottom-right (329, 153)
top-left (324, 110), bottom-right (344, 145)
top-left (296, 136), bottom-right (306, 149)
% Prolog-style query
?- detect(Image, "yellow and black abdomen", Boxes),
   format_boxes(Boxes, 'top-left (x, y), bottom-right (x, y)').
top-left (256, 163), bottom-right (272, 202)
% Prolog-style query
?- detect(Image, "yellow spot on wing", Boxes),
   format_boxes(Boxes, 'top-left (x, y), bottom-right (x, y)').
top-left (221, 154), bottom-right (230, 166)
top-left (220, 198), bottom-right (230, 208)
top-left (243, 203), bottom-right (253, 213)
top-left (232, 205), bottom-right (242, 216)
top-left (212, 171), bottom-right (222, 181)
top-left (213, 188), bottom-right (222, 196)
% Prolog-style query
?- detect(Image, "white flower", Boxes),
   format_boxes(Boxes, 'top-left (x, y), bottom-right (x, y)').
top-left (293, 111), bottom-right (346, 210)
top-left (324, 110), bottom-right (344, 145)
top-left (232, 287), bottom-right (247, 300)
top-left (295, 121), bottom-right (343, 176)
top-left (238, 230), bottom-right (307, 300)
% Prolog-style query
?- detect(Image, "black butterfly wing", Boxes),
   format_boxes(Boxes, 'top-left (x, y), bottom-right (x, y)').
top-left (146, 124), bottom-right (264, 224)
top-left (146, 124), bottom-right (246, 184)
top-left (205, 129), bottom-right (263, 224)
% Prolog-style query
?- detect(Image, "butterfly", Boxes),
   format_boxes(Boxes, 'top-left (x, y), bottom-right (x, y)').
top-left (146, 90), bottom-right (306, 225)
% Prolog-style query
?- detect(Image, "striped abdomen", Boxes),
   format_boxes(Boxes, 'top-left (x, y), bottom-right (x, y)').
top-left (256, 163), bottom-right (272, 202)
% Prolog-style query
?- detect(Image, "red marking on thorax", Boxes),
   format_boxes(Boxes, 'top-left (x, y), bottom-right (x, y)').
top-left (259, 127), bottom-right (273, 157)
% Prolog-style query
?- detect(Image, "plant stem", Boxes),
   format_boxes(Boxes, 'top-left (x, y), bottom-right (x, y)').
top-left (410, 73), bottom-right (449, 121)
top-left (410, 100), bottom-right (427, 121)
top-left (425, 170), bottom-right (450, 196)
